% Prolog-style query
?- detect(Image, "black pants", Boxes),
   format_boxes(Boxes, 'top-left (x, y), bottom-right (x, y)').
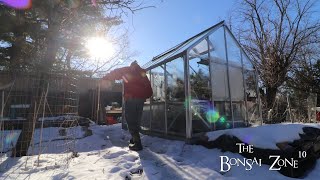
top-left (125, 98), bottom-right (145, 142)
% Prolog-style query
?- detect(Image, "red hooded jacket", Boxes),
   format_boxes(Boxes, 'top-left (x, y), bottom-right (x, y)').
top-left (103, 63), bottom-right (153, 100)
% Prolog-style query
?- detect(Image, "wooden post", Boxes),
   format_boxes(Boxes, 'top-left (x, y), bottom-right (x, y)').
top-left (96, 82), bottom-right (101, 124)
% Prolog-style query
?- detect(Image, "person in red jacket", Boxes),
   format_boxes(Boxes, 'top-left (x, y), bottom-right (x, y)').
top-left (102, 61), bottom-right (152, 151)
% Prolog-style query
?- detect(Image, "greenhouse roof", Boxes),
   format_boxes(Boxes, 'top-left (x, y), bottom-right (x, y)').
top-left (143, 21), bottom-right (225, 69)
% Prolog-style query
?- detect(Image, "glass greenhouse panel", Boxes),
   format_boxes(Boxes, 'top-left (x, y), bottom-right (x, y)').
top-left (210, 62), bottom-right (229, 101)
top-left (189, 55), bottom-right (213, 133)
top-left (208, 27), bottom-right (226, 62)
top-left (242, 52), bottom-right (254, 70)
top-left (242, 54), bottom-right (260, 123)
top-left (189, 39), bottom-right (211, 59)
top-left (166, 57), bottom-right (186, 136)
top-left (151, 66), bottom-right (166, 132)
top-left (213, 101), bottom-right (232, 129)
top-left (229, 66), bottom-right (245, 101)
top-left (242, 52), bottom-right (259, 124)
top-left (210, 62), bottom-right (232, 129)
top-left (229, 66), bottom-right (246, 122)
top-left (141, 71), bottom-right (151, 130)
top-left (225, 28), bottom-right (242, 67)
top-left (244, 69), bottom-right (259, 123)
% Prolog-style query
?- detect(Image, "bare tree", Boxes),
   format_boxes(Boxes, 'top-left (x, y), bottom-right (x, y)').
top-left (235, 0), bottom-right (320, 111)
top-left (288, 50), bottom-right (320, 93)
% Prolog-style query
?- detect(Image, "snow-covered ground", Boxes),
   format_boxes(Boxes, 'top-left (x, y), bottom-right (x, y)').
top-left (207, 123), bottom-right (320, 149)
top-left (0, 126), bottom-right (85, 153)
top-left (0, 123), bottom-right (320, 180)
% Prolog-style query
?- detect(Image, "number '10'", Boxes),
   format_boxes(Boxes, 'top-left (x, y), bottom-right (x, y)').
top-left (299, 151), bottom-right (307, 158)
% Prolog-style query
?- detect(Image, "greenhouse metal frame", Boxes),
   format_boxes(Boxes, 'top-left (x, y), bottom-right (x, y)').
top-left (139, 21), bottom-right (262, 140)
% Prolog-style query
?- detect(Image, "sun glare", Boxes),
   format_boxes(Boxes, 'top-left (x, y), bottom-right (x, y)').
top-left (86, 37), bottom-right (114, 59)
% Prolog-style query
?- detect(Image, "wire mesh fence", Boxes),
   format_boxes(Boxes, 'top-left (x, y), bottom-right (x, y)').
top-left (263, 91), bottom-right (318, 123)
top-left (0, 71), bottom-right (84, 172)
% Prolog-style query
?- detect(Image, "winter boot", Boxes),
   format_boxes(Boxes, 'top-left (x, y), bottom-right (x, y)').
top-left (129, 133), bottom-right (142, 151)
top-left (129, 142), bottom-right (143, 151)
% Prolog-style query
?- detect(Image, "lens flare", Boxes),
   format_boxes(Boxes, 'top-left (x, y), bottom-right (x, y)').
top-left (0, 0), bottom-right (32, 9)
top-left (206, 110), bottom-right (220, 123)
top-left (0, 0), bottom-right (96, 9)
top-left (219, 116), bottom-right (226, 123)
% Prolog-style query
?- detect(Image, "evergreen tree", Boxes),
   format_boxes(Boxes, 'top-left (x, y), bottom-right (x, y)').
top-left (0, 0), bottom-right (148, 157)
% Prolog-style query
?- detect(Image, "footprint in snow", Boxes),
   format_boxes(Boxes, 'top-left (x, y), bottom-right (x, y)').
top-left (173, 157), bottom-right (184, 163)
top-left (109, 166), bottom-right (122, 173)
top-left (104, 151), bottom-right (127, 159)
top-left (123, 154), bottom-right (139, 162)
top-left (123, 163), bottom-right (134, 169)
top-left (130, 168), bottom-right (143, 175)
top-left (87, 152), bottom-right (99, 156)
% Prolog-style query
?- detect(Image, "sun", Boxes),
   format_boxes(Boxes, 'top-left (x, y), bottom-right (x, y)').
top-left (86, 37), bottom-right (114, 59)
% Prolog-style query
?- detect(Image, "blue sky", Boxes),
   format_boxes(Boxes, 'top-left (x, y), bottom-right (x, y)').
top-left (124, 0), bottom-right (237, 65)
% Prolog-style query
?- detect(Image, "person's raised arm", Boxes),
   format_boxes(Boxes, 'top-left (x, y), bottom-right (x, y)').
top-left (102, 67), bottom-right (131, 81)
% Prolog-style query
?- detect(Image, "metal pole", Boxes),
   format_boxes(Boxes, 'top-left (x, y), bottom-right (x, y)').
top-left (255, 70), bottom-right (263, 125)
top-left (121, 81), bottom-right (127, 130)
top-left (240, 51), bottom-right (249, 125)
top-left (223, 25), bottom-right (235, 128)
top-left (1, 91), bottom-right (3, 119)
top-left (207, 37), bottom-right (215, 131)
top-left (315, 94), bottom-right (318, 124)
top-left (0, 91), bottom-right (4, 165)
top-left (164, 64), bottom-right (168, 135)
top-left (149, 70), bottom-right (153, 131)
top-left (185, 53), bottom-right (192, 139)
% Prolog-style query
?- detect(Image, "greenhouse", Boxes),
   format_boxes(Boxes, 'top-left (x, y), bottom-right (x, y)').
top-left (140, 21), bottom-right (262, 140)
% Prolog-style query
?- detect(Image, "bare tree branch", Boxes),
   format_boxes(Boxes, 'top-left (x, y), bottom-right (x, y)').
top-left (233, 0), bottom-right (320, 110)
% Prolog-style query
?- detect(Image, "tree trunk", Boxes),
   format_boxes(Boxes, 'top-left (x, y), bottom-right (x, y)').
top-left (260, 86), bottom-right (278, 123)
top-left (66, 50), bottom-right (72, 70)
top-left (12, 102), bottom-right (36, 157)
top-left (266, 86), bottom-right (278, 110)
top-left (44, 34), bottom-right (59, 68)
